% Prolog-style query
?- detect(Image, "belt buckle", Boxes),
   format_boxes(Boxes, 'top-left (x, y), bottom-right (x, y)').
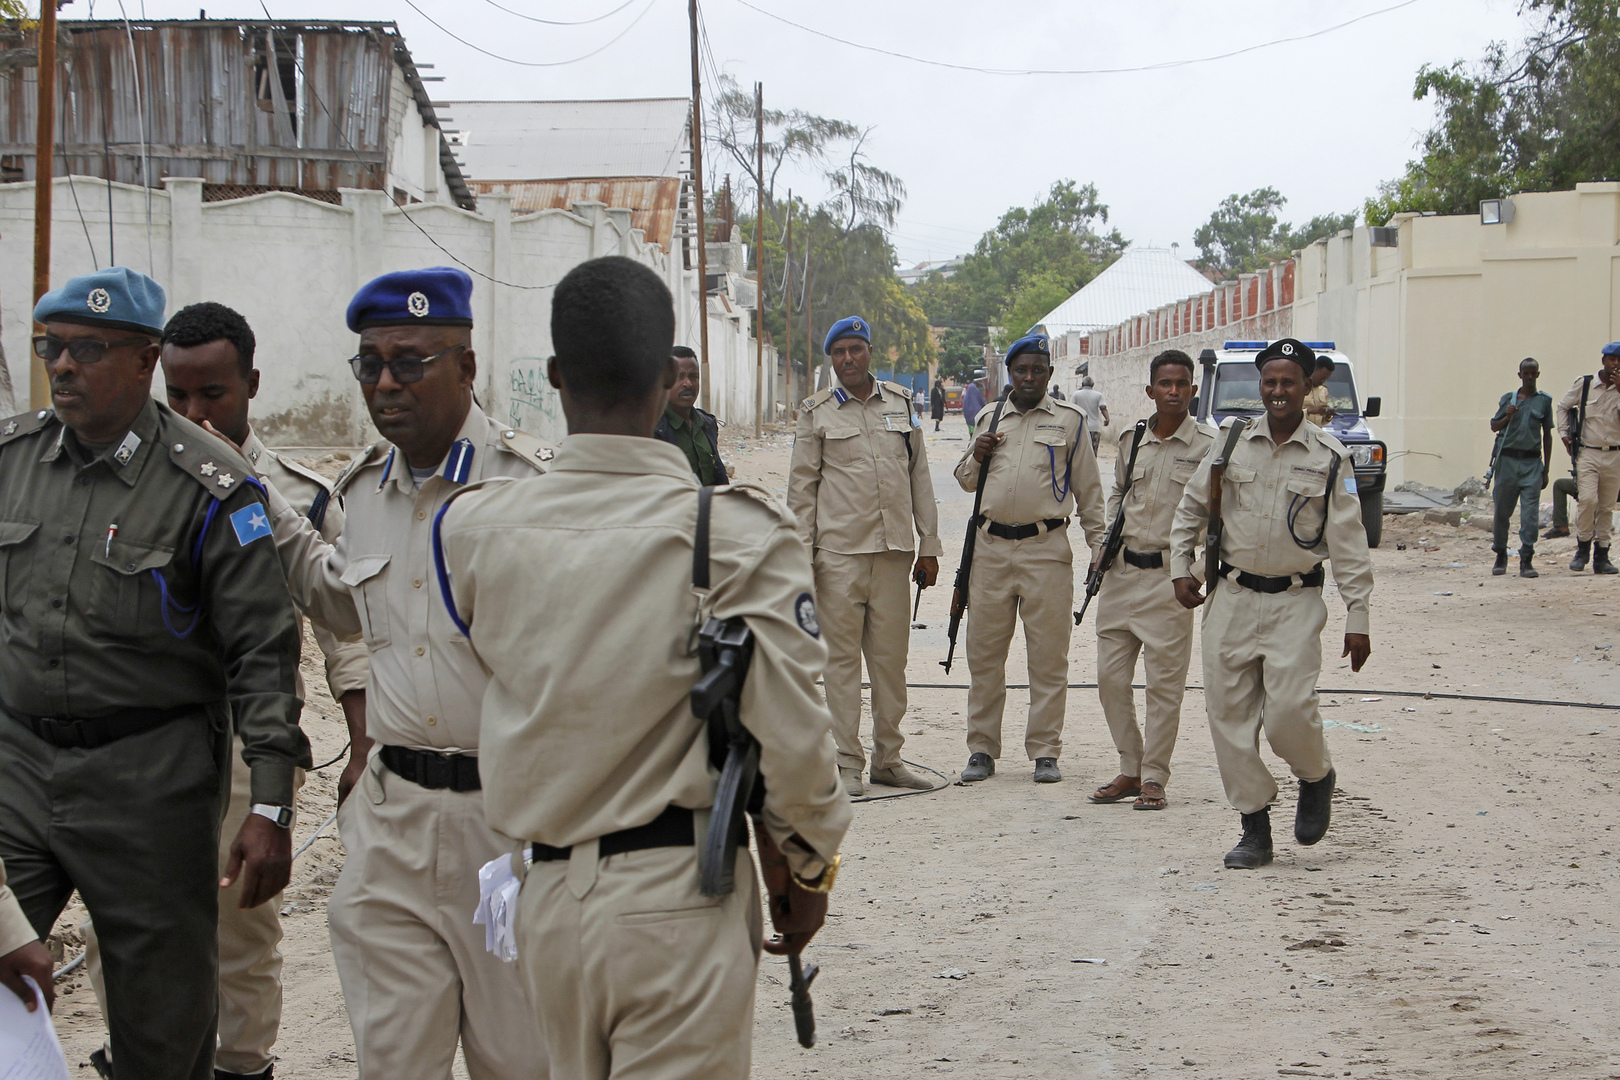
top-left (425, 751), bottom-right (455, 789)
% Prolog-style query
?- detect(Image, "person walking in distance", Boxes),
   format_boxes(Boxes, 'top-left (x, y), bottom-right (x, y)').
top-left (1169, 338), bottom-right (1373, 869)
top-left (930, 380), bottom-right (946, 432)
top-left (1089, 350), bottom-right (1216, 810)
top-left (1488, 356), bottom-right (1554, 578)
top-left (1558, 342), bottom-right (1620, 574)
top-left (789, 316), bottom-right (941, 796)
top-left (961, 376), bottom-right (987, 438)
top-left (1072, 376), bottom-right (1110, 453)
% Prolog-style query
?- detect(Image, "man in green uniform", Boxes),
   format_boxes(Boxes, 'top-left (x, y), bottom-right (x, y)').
top-left (0, 268), bottom-right (308, 1080)
top-left (1489, 356), bottom-right (1554, 578)
top-left (654, 345), bottom-right (729, 484)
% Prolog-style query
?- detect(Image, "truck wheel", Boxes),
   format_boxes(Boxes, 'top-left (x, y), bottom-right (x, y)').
top-left (1359, 490), bottom-right (1384, 547)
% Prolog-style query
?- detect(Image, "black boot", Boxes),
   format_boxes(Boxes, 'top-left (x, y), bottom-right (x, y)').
top-left (1520, 551), bottom-right (1539, 578)
top-left (1223, 807), bottom-right (1274, 869)
top-left (1571, 540), bottom-right (1591, 571)
top-left (1295, 769), bottom-right (1336, 845)
top-left (1596, 545), bottom-right (1619, 575)
top-left (1492, 549), bottom-right (1508, 575)
top-left (960, 752), bottom-right (994, 782)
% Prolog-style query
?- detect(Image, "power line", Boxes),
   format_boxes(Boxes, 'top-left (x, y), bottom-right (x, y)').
top-left (400, 0), bottom-right (658, 68)
top-left (730, 0), bottom-right (1425, 76)
top-left (477, 0), bottom-right (641, 26)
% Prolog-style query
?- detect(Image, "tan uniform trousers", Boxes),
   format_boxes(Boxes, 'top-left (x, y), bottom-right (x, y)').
top-left (813, 548), bottom-right (913, 772)
top-left (328, 750), bottom-right (546, 1079)
top-left (1095, 562), bottom-right (1195, 786)
top-left (517, 843), bottom-right (761, 1080)
top-left (83, 737), bottom-right (298, 1076)
top-left (965, 525), bottom-right (1072, 761)
top-left (1575, 447), bottom-right (1620, 543)
top-left (1201, 578), bottom-right (1334, 815)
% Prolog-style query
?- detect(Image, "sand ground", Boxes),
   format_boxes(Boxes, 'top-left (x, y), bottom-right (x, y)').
top-left (43, 416), bottom-right (1620, 1079)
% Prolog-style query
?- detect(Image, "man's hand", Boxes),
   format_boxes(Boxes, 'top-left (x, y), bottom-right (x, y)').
top-left (337, 752), bottom-right (369, 808)
top-left (0, 940), bottom-right (53, 1013)
top-left (337, 691), bottom-right (370, 808)
top-left (1503, 402), bottom-right (1519, 419)
top-left (1564, 436), bottom-right (1575, 455)
top-left (1342, 633), bottom-right (1371, 672)
top-left (221, 814), bottom-right (292, 910)
top-left (1541, 465), bottom-right (1551, 491)
top-left (970, 432), bottom-right (1003, 462)
top-left (756, 827), bottom-right (829, 955)
top-left (913, 555), bottom-right (938, 588)
top-left (1172, 576), bottom-right (1205, 610)
top-left (200, 419), bottom-right (245, 456)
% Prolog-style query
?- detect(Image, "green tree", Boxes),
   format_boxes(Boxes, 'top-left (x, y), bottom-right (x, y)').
top-left (934, 327), bottom-right (980, 382)
top-left (0, 2), bottom-right (28, 17)
top-left (1194, 188), bottom-right (1355, 278)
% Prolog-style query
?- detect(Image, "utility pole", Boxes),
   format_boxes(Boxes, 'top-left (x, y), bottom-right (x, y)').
top-left (753, 81), bottom-right (764, 437)
top-left (687, 0), bottom-right (711, 412)
top-left (783, 192), bottom-right (792, 418)
top-left (31, 0), bottom-right (60, 409)
top-left (805, 253), bottom-right (814, 394)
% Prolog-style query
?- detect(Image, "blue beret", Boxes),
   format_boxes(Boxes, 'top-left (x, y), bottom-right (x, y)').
top-left (1005, 333), bottom-right (1050, 363)
top-left (34, 266), bottom-right (165, 336)
top-left (347, 267), bottom-right (474, 333)
top-left (1254, 337), bottom-right (1315, 375)
top-left (823, 315), bottom-right (871, 355)
top-left (1602, 342), bottom-right (1620, 357)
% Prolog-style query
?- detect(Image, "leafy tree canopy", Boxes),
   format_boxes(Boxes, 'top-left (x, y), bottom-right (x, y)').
top-left (1193, 187), bottom-right (1355, 278)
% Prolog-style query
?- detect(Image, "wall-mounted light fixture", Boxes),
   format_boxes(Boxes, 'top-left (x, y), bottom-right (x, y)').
top-left (1480, 198), bottom-right (1515, 225)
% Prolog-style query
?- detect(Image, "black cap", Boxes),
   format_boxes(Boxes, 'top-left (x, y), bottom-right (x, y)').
top-left (1254, 338), bottom-right (1315, 377)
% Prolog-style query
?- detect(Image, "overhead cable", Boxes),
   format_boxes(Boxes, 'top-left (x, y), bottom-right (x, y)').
top-left (477, 0), bottom-right (641, 26)
top-left (400, 0), bottom-right (658, 68)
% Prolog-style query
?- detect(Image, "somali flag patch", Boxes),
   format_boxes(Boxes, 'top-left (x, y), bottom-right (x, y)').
top-left (230, 503), bottom-right (273, 546)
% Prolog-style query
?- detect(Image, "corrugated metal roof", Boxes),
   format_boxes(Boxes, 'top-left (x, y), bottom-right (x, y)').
top-left (1038, 246), bottom-right (1215, 336)
top-left (468, 176), bottom-right (681, 249)
top-left (443, 98), bottom-right (689, 181)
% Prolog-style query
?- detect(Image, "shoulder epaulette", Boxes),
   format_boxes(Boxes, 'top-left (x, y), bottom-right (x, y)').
top-left (801, 387), bottom-right (836, 412)
top-left (881, 381), bottom-right (914, 401)
top-left (0, 408), bottom-right (56, 447)
top-left (1052, 398), bottom-right (1085, 417)
top-left (330, 442), bottom-right (390, 498)
top-left (264, 448), bottom-right (337, 494)
top-left (1194, 420), bottom-right (1220, 439)
top-left (167, 427), bottom-right (257, 502)
top-left (495, 426), bottom-right (557, 472)
top-left (714, 481), bottom-right (792, 522)
top-left (1313, 428), bottom-right (1351, 455)
top-left (1219, 415), bottom-right (1244, 430)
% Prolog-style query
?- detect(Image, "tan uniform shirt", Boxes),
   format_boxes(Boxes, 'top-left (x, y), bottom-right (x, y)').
top-left (789, 380), bottom-right (942, 557)
top-left (0, 856), bottom-right (33, 955)
top-left (441, 435), bottom-right (850, 880)
top-left (1170, 416), bottom-right (1374, 636)
top-left (1557, 373), bottom-right (1620, 445)
top-left (241, 429), bottom-right (369, 702)
top-left (264, 403), bottom-right (551, 753)
top-left (1109, 415), bottom-right (1218, 554)
top-left (952, 394), bottom-right (1107, 550)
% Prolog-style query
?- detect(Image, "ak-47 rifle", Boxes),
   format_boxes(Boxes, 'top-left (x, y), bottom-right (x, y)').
top-left (1074, 419), bottom-right (1149, 627)
top-left (1571, 374), bottom-right (1593, 480)
top-left (789, 953), bottom-right (819, 1047)
top-left (941, 388), bottom-right (1011, 674)
top-left (910, 563), bottom-right (927, 627)
top-left (1203, 418), bottom-right (1250, 599)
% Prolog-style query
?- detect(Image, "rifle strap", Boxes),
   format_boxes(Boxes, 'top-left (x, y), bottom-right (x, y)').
top-left (1216, 417), bottom-right (1249, 466)
top-left (693, 485), bottom-right (714, 591)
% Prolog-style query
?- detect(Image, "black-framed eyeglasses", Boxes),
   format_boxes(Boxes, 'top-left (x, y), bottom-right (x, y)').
top-left (33, 334), bottom-right (152, 365)
top-left (346, 344), bottom-right (466, 385)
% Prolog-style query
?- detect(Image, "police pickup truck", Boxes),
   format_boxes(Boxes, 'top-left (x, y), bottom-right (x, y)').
top-left (1196, 341), bottom-right (1387, 547)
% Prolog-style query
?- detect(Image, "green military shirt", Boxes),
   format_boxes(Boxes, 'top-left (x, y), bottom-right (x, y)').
top-left (1493, 388), bottom-right (1554, 452)
top-left (0, 398), bottom-right (308, 804)
top-left (663, 404), bottom-right (721, 485)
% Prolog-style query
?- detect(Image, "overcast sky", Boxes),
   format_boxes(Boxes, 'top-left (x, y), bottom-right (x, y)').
top-left (97, 0), bottom-right (1530, 265)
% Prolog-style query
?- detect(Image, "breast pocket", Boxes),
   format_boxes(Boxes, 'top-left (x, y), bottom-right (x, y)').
top-left (339, 553), bottom-right (393, 648)
top-left (89, 536), bottom-right (176, 636)
top-left (1225, 464), bottom-right (1258, 510)
top-left (1030, 433), bottom-right (1069, 472)
top-left (1285, 476), bottom-right (1330, 544)
top-left (0, 520), bottom-right (39, 614)
top-left (821, 427), bottom-right (865, 467)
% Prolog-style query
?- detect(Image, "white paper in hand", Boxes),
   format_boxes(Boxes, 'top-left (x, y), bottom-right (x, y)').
top-left (0, 976), bottom-right (70, 1080)
top-left (472, 853), bottom-right (524, 963)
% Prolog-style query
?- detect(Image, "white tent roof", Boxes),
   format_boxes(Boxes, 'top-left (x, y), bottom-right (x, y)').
top-left (442, 98), bottom-right (690, 181)
top-left (1037, 246), bottom-right (1214, 337)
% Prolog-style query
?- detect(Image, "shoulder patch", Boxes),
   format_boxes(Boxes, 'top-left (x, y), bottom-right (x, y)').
top-left (0, 408), bottom-right (55, 447)
top-left (496, 426), bottom-right (557, 472)
top-left (882, 381), bottom-right (914, 401)
top-left (794, 592), bottom-right (820, 638)
top-left (801, 388), bottom-right (836, 412)
top-left (330, 442), bottom-right (390, 498)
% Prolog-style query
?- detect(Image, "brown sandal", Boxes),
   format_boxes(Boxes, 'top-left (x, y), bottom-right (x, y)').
top-left (1133, 780), bottom-right (1167, 810)
top-left (1088, 775), bottom-right (1141, 803)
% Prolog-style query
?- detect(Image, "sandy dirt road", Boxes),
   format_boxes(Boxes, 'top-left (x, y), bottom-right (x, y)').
top-left (44, 418), bottom-right (1620, 1079)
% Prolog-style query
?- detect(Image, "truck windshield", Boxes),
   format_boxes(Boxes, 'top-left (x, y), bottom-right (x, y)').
top-left (1214, 363), bottom-right (1359, 414)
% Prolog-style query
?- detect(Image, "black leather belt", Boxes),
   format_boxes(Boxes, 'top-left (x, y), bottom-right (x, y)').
top-left (531, 804), bottom-right (694, 863)
top-left (1218, 562), bottom-right (1325, 593)
top-left (1500, 447), bottom-right (1540, 459)
top-left (982, 517), bottom-right (1066, 541)
top-left (379, 745), bottom-right (481, 792)
top-left (1122, 548), bottom-right (1164, 570)
top-left (1582, 444), bottom-right (1620, 452)
top-left (10, 704), bottom-right (199, 749)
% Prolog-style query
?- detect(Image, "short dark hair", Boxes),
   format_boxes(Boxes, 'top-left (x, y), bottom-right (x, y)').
top-left (552, 256), bottom-right (674, 406)
top-left (1150, 349), bottom-right (1195, 379)
top-left (1314, 355), bottom-right (1336, 373)
top-left (161, 301), bottom-right (256, 375)
top-left (672, 345), bottom-right (697, 360)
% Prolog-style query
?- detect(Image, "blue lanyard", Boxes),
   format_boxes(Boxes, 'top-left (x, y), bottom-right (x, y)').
top-left (1047, 423), bottom-right (1082, 502)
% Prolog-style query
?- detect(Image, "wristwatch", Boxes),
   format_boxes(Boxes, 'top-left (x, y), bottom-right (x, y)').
top-left (250, 803), bottom-right (293, 829)
top-left (793, 852), bottom-right (842, 894)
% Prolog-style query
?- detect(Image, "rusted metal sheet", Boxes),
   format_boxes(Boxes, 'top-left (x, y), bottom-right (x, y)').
top-left (468, 176), bottom-right (681, 251)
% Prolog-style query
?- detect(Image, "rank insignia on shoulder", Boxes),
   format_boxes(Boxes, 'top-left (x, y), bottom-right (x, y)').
top-left (795, 592), bottom-right (820, 638)
top-left (229, 504), bottom-right (272, 546)
top-left (217, 473), bottom-right (235, 489)
top-left (2, 422), bottom-right (16, 437)
top-left (200, 462), bottom-right (217, 476)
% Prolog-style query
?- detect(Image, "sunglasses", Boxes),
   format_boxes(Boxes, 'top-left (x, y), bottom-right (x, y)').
top-left (347, 344), bottom-right (466, 385)
top-left (34, 334), bottom-right (153, 364)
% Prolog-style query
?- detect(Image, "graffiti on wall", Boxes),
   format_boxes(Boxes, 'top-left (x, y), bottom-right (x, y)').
top-left (507, 359), bottom-right (562, 440)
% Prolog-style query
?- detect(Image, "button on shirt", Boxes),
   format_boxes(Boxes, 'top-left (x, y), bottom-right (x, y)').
top-left (1491, 389), bottom-right (1553, 453)
top-left (953, 395), bottom-right (1107, 550)
top-left (1110, 415), bottom-right (1217, 554)
top-left (439, 436), bottom-right (851, 880)
top-left (1169, 416), bottom-right (1374, 636)
top-left (789, 381), bottom-right (941, 556)
top-left (1558, 373), bottom-right (1620, 446)
top-left (265, 403), bottom-right (547, 753)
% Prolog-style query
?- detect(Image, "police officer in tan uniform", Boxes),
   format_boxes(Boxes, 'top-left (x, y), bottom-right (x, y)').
top-left (953, 334), bottom-right (1105, 785)
top-left (437, 256), bottom-right (850, 1079)
top-left (1170, 338), bottom-right (1373, 869)
top-left (1089, 349), bottom-right (1216, 811)
top-left (789, 315), bottom-right (941, 796)
top-left (260, 269), bottom-right (551, 1078)
top-left (1557, 343), bottom-right (1620, 574)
